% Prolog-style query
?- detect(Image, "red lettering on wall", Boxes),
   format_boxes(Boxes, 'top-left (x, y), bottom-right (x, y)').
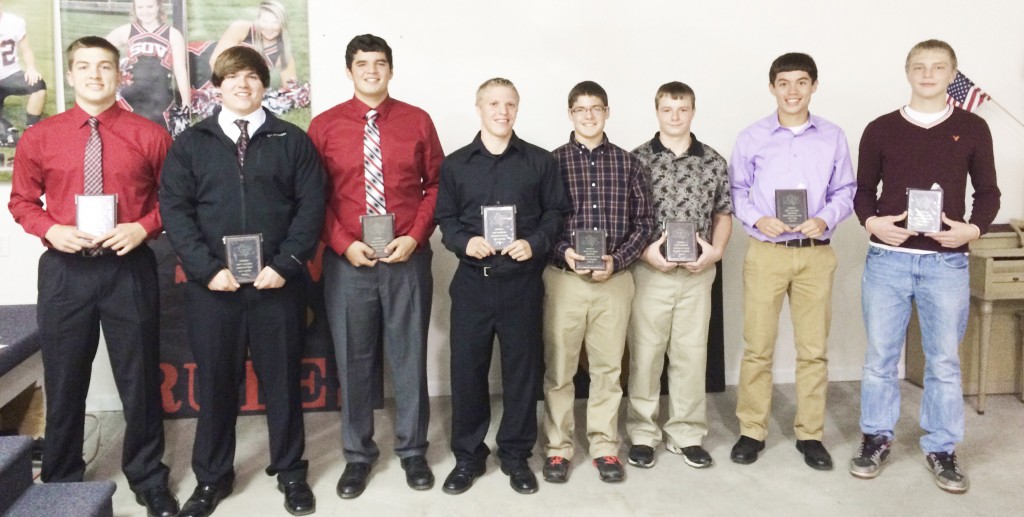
top-left (240, 360), bottom-right (266, 411)
top-left (307, 242), bottom-right (325, 282)
top-left (159, 362), bottom-right (182, 413)
top-left (300, 358), bottom-right (326, 409)
top-left (185, 363), bottom-right (200, 411)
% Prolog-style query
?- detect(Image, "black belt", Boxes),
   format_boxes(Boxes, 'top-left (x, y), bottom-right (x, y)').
top-left (466, 264), bottom-right (516, 278)
top-left (462, 262), bottom-right (534, 278)
top-left (773, 238), bottom-right (829, 248)
top-left (78, 246), bottom-right (114, 257)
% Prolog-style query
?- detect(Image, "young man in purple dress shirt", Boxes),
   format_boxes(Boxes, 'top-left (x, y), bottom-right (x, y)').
top-left (728, 52), bottom-right (856, 470)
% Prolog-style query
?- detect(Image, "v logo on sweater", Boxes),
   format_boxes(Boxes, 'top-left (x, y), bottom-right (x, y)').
top-left (952, 135), bottom-right (961, 142)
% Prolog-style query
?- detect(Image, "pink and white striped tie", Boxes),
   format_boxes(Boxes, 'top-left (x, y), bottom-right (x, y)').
top-left (363, 109), bottom-right (385, 214)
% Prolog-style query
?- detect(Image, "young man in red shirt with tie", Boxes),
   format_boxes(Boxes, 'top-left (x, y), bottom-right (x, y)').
top-left (307, 33), bottom-right (443, 499)
top-left (8, 36), bottom-right (177, 517)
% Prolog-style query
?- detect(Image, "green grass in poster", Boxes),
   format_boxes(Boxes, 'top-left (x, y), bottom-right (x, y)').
top-left (1, 0), bottom-right (57, 180)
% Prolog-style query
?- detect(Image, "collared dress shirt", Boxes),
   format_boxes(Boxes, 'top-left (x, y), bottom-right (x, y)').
top-left (9, 104), bottom-right (171, 245)
top-left (308, 96), bottom-right (443, 256)
top-left (435, 131), bottom-right (569, 276)
top-left (550, 132), bottom-right (653, 272)
top-left (729, 112), bottom-right (855, 242)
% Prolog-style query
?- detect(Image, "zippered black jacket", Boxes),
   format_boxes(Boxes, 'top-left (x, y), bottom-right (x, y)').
top-left (160, 108), bottom-right (325, 285)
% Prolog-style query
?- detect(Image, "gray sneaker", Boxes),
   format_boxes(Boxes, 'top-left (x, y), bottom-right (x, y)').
top-left (627, 445), bottom-right (655, 468)
top-left (925, 451), bottom-right (969, 494)
top-left (849, 433), bottom-right (892, 479)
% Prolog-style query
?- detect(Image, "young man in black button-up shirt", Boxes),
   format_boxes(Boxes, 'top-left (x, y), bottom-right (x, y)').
top-left (434, 77), bottom-right (569, 496)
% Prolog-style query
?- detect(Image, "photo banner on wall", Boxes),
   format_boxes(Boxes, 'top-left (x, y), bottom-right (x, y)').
top-left (59, 0), bottom-right (312, 138)
top-left (58, 0), bottom-right (334, 418)
top-left (0, 0), bottom-right (57, 182)
top-left (185, 0), bottom-right (312, 128)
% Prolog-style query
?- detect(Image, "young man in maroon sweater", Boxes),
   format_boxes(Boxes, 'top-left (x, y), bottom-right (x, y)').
top-left (850, 39), bottom-right (1000, 494)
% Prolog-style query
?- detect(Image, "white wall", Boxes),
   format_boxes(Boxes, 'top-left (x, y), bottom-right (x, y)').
top-left (310, 0), bottom-right (1024, 393)
top-left (2, 0), bottom-right (1022, 409)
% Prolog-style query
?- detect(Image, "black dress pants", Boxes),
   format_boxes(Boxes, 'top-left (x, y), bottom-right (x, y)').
top-left (184, 280), bottom-right (307, 484)
top-left (448, 264), bottom-right (543, 468)
top-left (37, 246), bottom-right (169, 492)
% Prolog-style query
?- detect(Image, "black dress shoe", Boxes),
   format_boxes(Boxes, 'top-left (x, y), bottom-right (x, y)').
top-left (135, 485), bottom-right (180, 517)
top-left (400, 455), bottom-right (434, 490)
top-left (500, 462), bottom-right (538, 494)
top-left (796, 440), bottom-right (834, 470)
top-left (178, 482), bottom-right (234, 517)
top-left (442, 463), bottom-right (485, 495)
top-left (336, 462), bottom-right (371, 499)
top-left (278, 480), bottom-right (316, 516)
top-left (730, 435), bottom-right (766, 465)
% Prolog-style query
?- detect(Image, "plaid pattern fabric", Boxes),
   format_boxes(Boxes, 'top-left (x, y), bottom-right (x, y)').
top-left (552, 137), bottom-right (653, 271)
top-left (83, 117), bottom-right (103, 194)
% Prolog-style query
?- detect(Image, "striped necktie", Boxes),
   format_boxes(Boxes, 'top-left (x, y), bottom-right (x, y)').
top-left (364, 109), bottom-right (385, 214)
top-left (83, 117), bottom-right (103, 194)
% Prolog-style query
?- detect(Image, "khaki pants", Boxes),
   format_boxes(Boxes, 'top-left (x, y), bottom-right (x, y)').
top-left (736, 238), bottom-right (837, 441)
top-left (626, 261), bottom-right (716, 449)
top-left (542, 265), bottom-right (634, 460)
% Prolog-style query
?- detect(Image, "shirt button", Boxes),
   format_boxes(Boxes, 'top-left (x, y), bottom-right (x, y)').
top-left (591, 183), bottom-right (596, 187)
top-left (592, 204), bottom-right (598, 209)
top-left (591, 162), bottom-right (595, 166)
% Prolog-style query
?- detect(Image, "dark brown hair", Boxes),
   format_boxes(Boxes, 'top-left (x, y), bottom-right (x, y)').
top-left (211, 46), bottom-right (271, 88)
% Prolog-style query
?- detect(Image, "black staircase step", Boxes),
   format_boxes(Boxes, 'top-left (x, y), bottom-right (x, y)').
top-left (0, 435), bottom-right (33, 514)
top-left (6, 481), bottom-right (117, 517)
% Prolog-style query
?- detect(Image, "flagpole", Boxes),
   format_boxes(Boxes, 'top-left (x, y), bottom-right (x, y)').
top-left (987, 99), bottom-right (1024, 130)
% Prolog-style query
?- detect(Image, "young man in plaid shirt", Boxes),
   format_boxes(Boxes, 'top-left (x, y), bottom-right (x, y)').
top-left (541, 80), bottom-right (653, 484)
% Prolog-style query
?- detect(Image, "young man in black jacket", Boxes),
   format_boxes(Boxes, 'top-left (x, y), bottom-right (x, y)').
top-left (160, 45), bottom-right (324, 517)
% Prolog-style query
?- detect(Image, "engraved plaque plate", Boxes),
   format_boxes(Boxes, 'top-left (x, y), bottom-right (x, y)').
top-left (906, 188), bottom-right (943, 233)
top-left (775, 189), bottom-right (808, 227)
top-left (75, 194), bottom-right (117, 237)
top-left (665, 220), bottom-right (698, 263)
top-left (574, 229), bottom-right (607, 270)
top-left (361, 213), bottom-right (395, 259)
top-left (482, 205), bottom-right (516, 250)
top-left (223, 234), bottom-right (263, 284)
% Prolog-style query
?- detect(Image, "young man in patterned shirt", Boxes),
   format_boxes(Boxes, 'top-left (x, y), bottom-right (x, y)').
top-left (626, 82), bottom-right (732, 470)
top-left (541, 80), bottom-right (653, 484)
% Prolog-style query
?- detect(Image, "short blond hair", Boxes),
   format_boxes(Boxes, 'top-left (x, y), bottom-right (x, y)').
top-left (906, 39), bottom-right (957, 72)
top-left (476, 77), bottom-right (519, 105)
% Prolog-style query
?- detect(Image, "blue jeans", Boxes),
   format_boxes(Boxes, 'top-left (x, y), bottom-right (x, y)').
top-left (859, 247), bottom-right (969, 453)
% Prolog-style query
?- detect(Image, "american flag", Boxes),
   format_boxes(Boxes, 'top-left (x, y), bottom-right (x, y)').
top-left (946, 71), bottom-right (991, 112)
